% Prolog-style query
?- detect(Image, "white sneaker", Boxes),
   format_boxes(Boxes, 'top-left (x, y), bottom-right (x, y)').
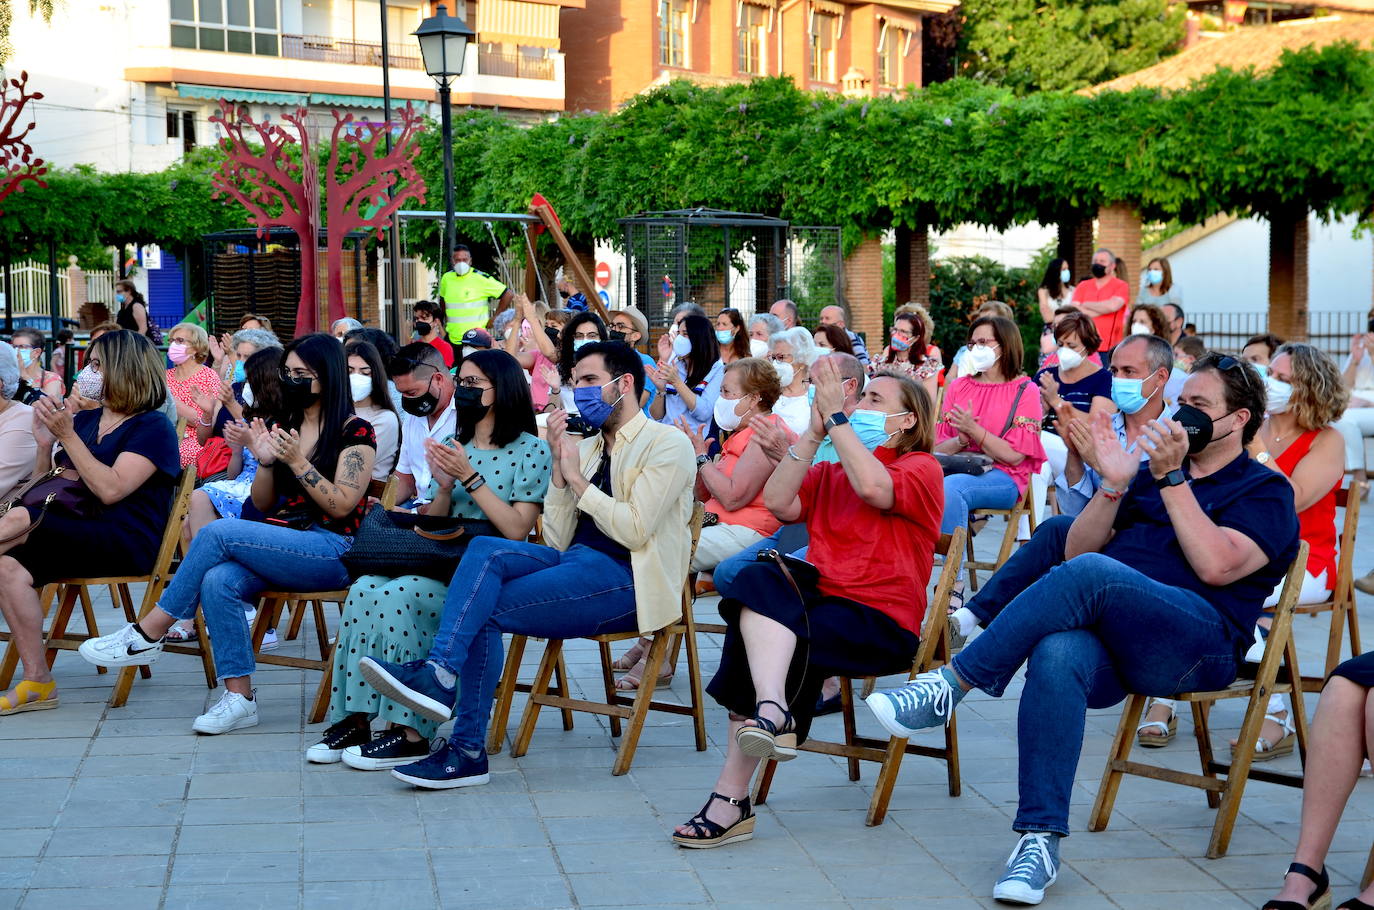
top-left (260, 629), bottom-right (279, 652)
top-left (192, 690), bottom-right (260, 735)
top-left (78, 623), bottom-right (164, 668)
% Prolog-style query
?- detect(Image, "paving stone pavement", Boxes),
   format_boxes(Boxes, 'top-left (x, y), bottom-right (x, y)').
top-left (1, 505), bottom-right (1372, 910)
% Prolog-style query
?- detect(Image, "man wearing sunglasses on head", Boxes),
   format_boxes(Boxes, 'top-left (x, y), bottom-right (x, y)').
top-left (387, 344), bottom-right (458, 508)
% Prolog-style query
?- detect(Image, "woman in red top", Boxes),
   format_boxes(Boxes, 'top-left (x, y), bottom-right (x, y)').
top-left (164, 322), bottom-right (225, 467)
top-left (672, 362), bottom-right (943, 849)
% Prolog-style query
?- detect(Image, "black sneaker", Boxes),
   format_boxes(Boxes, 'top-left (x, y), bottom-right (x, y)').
top-left (305, 717), bottom-right (371, 764)
top-left (341, 729), bottom-right (433, 771)
top-left (390, 742), bottom-right (490, 790)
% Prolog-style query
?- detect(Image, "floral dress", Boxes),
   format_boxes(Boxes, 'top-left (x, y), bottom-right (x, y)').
top-left (165, 365), bottom-right (222, 467)
top-left (201, 447), bottom-right (259, 520)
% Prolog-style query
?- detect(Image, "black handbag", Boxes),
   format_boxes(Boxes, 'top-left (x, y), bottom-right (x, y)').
top-left (341, 504), bottom-right (498, 582)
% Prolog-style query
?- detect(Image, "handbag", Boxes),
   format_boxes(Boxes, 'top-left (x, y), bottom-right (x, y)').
top-left (0, 464), bottom-right (100, 545)
top-left (936, 379), bottom-right (1031, 476)
top-left (341, 503), bottom-right (498, 581)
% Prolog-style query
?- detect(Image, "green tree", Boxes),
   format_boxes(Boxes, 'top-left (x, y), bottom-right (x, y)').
top-left (959, 0), bottom-right (1186, 94)
top-left (0, 0), bottom-right (54, 66)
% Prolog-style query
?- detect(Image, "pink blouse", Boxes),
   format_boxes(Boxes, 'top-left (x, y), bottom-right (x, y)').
top-left (937, 376), bottom-right (1046, 495)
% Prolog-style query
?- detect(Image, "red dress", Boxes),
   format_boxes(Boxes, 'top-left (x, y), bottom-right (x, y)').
top-left (1275, 429), bottom-right (1338, 589)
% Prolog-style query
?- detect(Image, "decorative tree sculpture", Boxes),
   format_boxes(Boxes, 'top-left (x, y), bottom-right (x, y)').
top-left (321, 104), bottom-right (426, 325)
top-left (209, 101), bottom-right (320, 332)
top-left (0, 70), bottom-right (47, 213)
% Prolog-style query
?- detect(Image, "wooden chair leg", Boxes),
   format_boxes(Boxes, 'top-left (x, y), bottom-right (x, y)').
top-left (1191, 701), bottom-right (1221, 810)
top-left (554, 652), bottom-right (575, 731)
top-left (1207, 689), bottom-right (1269, 859)
top-left (512, 639), bottom-right (563, 758)
top-left (487, 635), bottom-right (529, 755)
top-left (597, 639), bottom-right (622, 738)
top-left (77, 586), bottom-right (106, 676)
top-left (42, 585), bottom-right (81, 670)
top-left (683, 621), bottom-right (708, 752)
top-left (611, 632), bottom-right (669, 776)
top-left (839, 678), bottom-right (860, 782)
top-left (1088, 694), bottom-right (1147, 832)
top-left (286, 598), bottom-right (307, 642)
top-left (1286, 636), bottom-right (1311, 770)
top-left (866, 734), bottom-right (908, 827)
top-left (752, 757), bottom-right (779, 805)
top-left (944, 713), bottom-right (962, 797)
top-left (311, 600), bottom-right (330, 661)
top-left (1348, 601), bottom-right (1362, 659)
top-left (1362, 836), bottom-right (1374, 891)
top-left (195, 614), bottom-right (217, 689)
top-left (308, 642), bottom-right (336, 725)
top-left (965, 528), bottom-right (979, 591)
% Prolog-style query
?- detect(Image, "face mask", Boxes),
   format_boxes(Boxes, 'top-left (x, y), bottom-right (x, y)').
top-left (713, 394), bottom-right (750, 432)
top-left (415, 321), bottom-right (433, 337)
top-left (452, 384), bottom-right (490, 429)
top-left (771, 360), bottom-right (794, 388)
top-left (1147, 269), bottom-right (1164, 286)
top-left (573, 338), bottom-right (594, 352)
top-left (815, 345), bottom-right (833, 356)
top-left (115, 293), bottom-right (127, 304)
top-left (400, 376), bottom-right (440, 417)
top-left (1090, 263), bottom-right (1108, 279)
top-left (672, 334), bottom-right (692, 359)
top-left (849, 409), bottom-right (910, 450)
top-left (454, 261), bottom-right (471, 276)
top-left (1172, 403), bottom-right (1238, 454)
top-left (1131, 323), bottom-right (1152, 336)
top-left (167, 342), bottom-right (192, 364)
top-left (748, 338), bottom-right (769, 358)
top-left (889, 334), bottom-right (912, 352)
top-left (241, 384), bottom-right (255, 408)
top-left (1110, 374), bottom-right (1160, 415)
top-left (1056, 346), bottom-right (1085, 371)
top-left (16, 349), bottom-right (32, 367)
top-left (966, 345), bottom-right (997, 374)
top-left (348, 373), bottom-right (372, 402)
top-left (1264, 375), bottom-right (1292, 414)
top-left (280, 374), bottom-right (319, 410)
top-left (75, 365), bottom-right (103, 401)
top-left (609, 330), bottom-right (627, 343)
top-left (544, 326), bottom-right (561, 347)
top-left (1059, 269), bottom-right (1071, 285)
top-left (573, 378), bottom-right (624, 430)
top-left (233, 361), bottom-right (247, 384)
top-left (715, 329), bottom-right (734, 345)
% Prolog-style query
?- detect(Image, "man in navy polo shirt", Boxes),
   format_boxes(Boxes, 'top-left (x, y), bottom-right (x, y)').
top-left (864, 352), bottom-right (1299, 906)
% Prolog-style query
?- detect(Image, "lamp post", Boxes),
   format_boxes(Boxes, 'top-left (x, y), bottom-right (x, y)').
top-left (414, 4), bottom-right (474, 271)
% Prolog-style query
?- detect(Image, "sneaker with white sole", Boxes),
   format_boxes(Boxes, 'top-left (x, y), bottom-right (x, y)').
top-left (341, 730), bottom-right (433, 771)
top-left (992, 832), bottom-right (1060, 905)
top-left (305, 717), bottom-right (371, 764)
top-left (192, 689), bottom-right (259, 735)
top-left (78, 622), bottom-right (164, 668)
top-left (865, 667), bottom-right (965, 738)
top-left (259, 628), bottom-right (279, 652)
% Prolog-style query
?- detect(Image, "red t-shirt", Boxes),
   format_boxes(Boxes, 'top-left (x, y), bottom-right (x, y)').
top-left (428, 334), bottom-right (456, 369)
top-left (1073, 277), bottom-right (1131, 349)
top-left (797, 447), bottom-right (944, 634)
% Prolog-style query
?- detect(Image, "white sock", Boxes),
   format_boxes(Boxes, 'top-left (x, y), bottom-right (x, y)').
top-left (427, 660), bottom-right (457, 689)
top-left (952, 607), bottom-right (978, 637)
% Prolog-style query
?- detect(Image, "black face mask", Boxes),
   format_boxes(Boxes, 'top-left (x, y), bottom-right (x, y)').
top-left (1090, 263), bottom-right (1108, 279)
top-left (544, 326), bottom-right (561, 347)
top-left (452, 384), bottom-right (489, 433)
top-left (280, 375), bottom-right (319, 410)
top-left (609, 330), bottom-right (627, 343)
top-left (558, 288), bottom-right (571, 299)
top-left (400, 376), bottom-right (440, 417)
top-left (414, 321), bottom-right (433, 337)
top-left (1173, 404), bottom-right (1238, 454)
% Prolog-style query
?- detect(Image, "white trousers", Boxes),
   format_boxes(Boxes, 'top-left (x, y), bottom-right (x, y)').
top-left (692, 522), bottom-right (765, 573)
top-left (1334, 406), bottom-right (1374, 471)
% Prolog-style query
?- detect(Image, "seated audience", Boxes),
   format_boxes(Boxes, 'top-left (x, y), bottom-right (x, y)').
top-left (875, 306), bottom-right (942, 398)
top-left (813, 323), bottom-right (854, 359)
top-left (818, 305), bottom-right (870, 365)
top-left (498, 295), bottom-right (560, 412)
top-left (352, 342), bottom-right (695, 788)
top-left (1335, 319), bottom-right (1374, 517)
top-left (10, 328), bottom-right (63, 403)
top-left (671, 362), bottom-right (942, 848)
top-left (551, 312), bottom-right (609, 415)
top-left (716, 309), bottom-right (752, 364)
top-left (748, 313), bottom-right (784, 358)
top-left (769, 299), bottom-right (799, 330)
top-left (346, 340), bottom-right (401, 481)
top-left (1243, 332), bottom-right (1285, 369)
top-left (1035, 312), bottom-right (1113, 480)
top-left (608, 306), bottom-right (658, 412)
top-left (767, 327), bottom-right (819, 437)
top-left (192, 327), bottom-right (281, 450)
top-left (866, 354), bottom-right (1298, 905)
top-left (308, 349), bottom-right (550, 770)
top-left (649, 313), bottom-right (723, 432)
top-left (1036, 259), bottom-right (1075, 360)
top-left (950, 301), bottom-right (1015, 379)
top-left (1137, 257), bottom-right (1182, 312)
top-left (164, 322), bottom-right (223, 467)
top-left (239, 313), bottom-right (272, 332)
top-left (389, 343), bottom-right (458, 508)
top-left (1128, 303), bottom-right (1170, 340)
top-left (331, 317), bottom-right (364, 340)
top-left (80, 333), bottom-right (377, 734)
top-left (0, 331), bottom-right (179, 714)
top-left (412, 300), bottom-right (456, 368)
top-left (0, 341), bottom-right (36, 501)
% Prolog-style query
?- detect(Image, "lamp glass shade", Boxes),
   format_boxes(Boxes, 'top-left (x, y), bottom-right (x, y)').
top-left (414, 4), bottom-right (474, 80)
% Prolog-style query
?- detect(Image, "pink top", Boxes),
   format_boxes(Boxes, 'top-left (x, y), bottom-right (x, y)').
top-left (937, 376), bottom-right (1046, 495)
top-left (166, 365), bottom-right (222, 467)
top-left (704, 414), bottom-right (797, 535)
top-left (526, 350), bottom-right (556, 411)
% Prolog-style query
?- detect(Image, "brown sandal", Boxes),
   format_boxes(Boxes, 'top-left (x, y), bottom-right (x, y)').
top-left (611, 638), bottom-right (649, 672)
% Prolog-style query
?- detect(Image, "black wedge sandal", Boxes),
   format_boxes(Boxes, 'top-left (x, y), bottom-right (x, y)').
top-left (1336, 898), bottom-right (1374, 909)
top-left (1262, 863), bottom-right (1331, 910)
top-left (671, 792), bottom-right (755, 849)
top-left (735, 699), bottom-right (797, 762)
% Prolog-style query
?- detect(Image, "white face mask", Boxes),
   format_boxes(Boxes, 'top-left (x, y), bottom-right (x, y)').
top-left (1264, 375), bottom-right (1293, 415)
top-left (771, 360), bottom-right (795, 388)
top-left (712, 394), bottom-right (750, 432)
top-left (815, 345), bottom-right (833, 356)
top-left (748, 338), bottom-right (769, 358)
top-left (1131, 322), bottom-right (1152, 336)
top-left (454, 261), bottom-right (471, 276)
top-left (966, 345), bottom-right (997, 374)
top-left (671, 334), bottom-right (692, 359)
top-left (349, 373), bottom-right (372, 403)
top-left (1056, 346), bottom-right (1085, 371)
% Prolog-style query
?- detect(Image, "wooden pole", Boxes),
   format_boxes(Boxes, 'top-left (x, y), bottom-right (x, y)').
top-left (529, 199), bottom-right (610, 323)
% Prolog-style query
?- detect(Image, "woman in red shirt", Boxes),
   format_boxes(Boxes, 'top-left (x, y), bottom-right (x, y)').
top-left (672, 362), bottom-right (943, 849)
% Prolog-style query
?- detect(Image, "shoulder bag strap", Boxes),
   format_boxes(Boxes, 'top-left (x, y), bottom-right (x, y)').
top-left (997, 380), bottom-right (1031, 438)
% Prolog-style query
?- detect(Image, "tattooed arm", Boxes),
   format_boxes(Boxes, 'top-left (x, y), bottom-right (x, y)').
top-left (284, 439), bottom-right (376, 519)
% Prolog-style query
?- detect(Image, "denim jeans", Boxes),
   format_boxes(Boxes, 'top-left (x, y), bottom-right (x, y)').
top-left (941, 467), bottom-right (1019, 534)
top-left (951, 520), bottom-right (1239, 837)
top-left (713, 525), bottom-right (809, 599)
top-left (963, 516), bottom-right (1074, 627)
top-left (158, 520), bottom-right (352, 680)
top-left (428, 537), bottom-right (638, 752)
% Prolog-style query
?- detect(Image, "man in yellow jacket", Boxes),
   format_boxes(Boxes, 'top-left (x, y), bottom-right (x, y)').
top-left (436, 243), bottom-right (512, 341)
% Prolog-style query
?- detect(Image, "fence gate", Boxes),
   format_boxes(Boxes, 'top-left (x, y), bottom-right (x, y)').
top-left (786, 226), bottom-right (844, 326)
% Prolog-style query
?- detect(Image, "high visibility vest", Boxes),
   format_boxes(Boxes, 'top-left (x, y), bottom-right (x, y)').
top-left (437, 268), bottom-right (507, 339)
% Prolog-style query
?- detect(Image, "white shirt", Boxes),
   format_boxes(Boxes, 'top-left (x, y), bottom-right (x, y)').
top-left (1342, 353), bottom-right (1374, 395)
top-left (356, 403), bottom-right (401, 480)
top-left (773, 391), bottom-right (812, 437)
top-left (395, 395), bottom-right (457, 502)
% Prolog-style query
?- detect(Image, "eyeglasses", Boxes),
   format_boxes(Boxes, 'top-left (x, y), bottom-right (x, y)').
top-left (610, 323), bottom-right (636, 333)
top-left (970, 339), bottom-right (1000, 349)
top-left (768, 353), bottom-right (794, 363)
top-left (281, 368), bottom-right (318, 381)
top-left (457, 376), bottom-right (491, 389)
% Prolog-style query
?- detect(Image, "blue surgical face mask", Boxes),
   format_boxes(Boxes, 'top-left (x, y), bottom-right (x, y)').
top-left (115, 292), bottom-right (126, 304)
top-left (672, 334), bottom-right (692, 359)
top-left (572, 378), bottom-right (624, 430)
top-left (572, 338), bottom-right (594, 352)
top-left (1110, 374), bottom-right (1160, 415)
top-left (233, 361), bottom-right (247, 384)
top-left (16, 349), bottom-right (32, 367)
top-left (715, 329), bottom-right (734, 345)
top-left (1059, 269), bottom-right (1071, 285)
top-left (1147, 268), bottom-right (1164, 286)
top-left (848, 409), bottom-right (909, 450)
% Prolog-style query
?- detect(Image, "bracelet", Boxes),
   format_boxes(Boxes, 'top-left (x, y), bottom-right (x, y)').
top-left (458, 471), bottom-right (479, 488)
top-left (464, 475), bottom-right (486, 495)
top-left (1099, 482), bottom-right (1125, 502)
top-left (786, 445), bottom-right (804, 462)
top-left (197, 418), bottom-right (213, 427)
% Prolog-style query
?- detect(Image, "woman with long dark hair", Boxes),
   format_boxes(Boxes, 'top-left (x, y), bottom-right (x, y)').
top-left (715, 309), bottom-right (752, 364)
top-left (1036, 258), bottom-right (1075, 361)
top-left (80, 333), bottom-right (377, 735)
top-left (114, 279), bottom-right (157, 339)
top-left (554, 311), bottom-right (608, 413)
top-left (649, 312), bottom-right (723, 431)
top-left (345, 339), bottom-right (401, 480)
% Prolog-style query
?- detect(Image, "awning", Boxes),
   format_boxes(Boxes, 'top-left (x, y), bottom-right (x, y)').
top-left (175, 83), bottom-right (309, 106)
top-left (811, 0), bottom-right (845, 15)
top-left (309, 92), bottom-right (387, 109)
top-left (475, 0), bottom-right (561, 48)
top-left (878, 10), bottom-right (922, 33)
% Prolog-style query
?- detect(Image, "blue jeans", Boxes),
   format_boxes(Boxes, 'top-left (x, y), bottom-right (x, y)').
top-left (428, 538), bottom-right (639, 752)
top-left (950, 537), bottom-right (1239, 836)
top-left (714, 526), bottom-right (808, 599)
top-left (941, 467), bottom-right (1019, 534)
top-left (158, 520), bottom-right (352, 680)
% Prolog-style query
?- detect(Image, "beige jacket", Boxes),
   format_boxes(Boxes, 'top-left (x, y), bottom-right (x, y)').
top-left (544, 410), bottom-right (695, 633)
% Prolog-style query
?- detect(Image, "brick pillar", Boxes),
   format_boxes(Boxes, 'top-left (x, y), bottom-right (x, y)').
top-left (844, 235), bottom-right (884, 349)
top-left (65, 256), bottom-right (87, 324)
top-left (1268, 207), bottom-right (1309, 342)
top-left (1096, 203), bottom-right (1143, 281)
top-left (894, 224), bottom-right (930, 305)
top-left (1057, 211), bottom-right (1095, 285)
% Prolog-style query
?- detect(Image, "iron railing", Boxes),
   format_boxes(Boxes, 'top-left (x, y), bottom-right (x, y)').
top-left (280, 34), bottom-right (422, 70)
top-left (477, 48), bottom-right (555, 80)
top-left (1190, 311), bottom-right (1368, 359)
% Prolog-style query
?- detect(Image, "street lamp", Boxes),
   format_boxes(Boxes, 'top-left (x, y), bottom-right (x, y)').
top-left (414, 4), bottom-right (474, 267)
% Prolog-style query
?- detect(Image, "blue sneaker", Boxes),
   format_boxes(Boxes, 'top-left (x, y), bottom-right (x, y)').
top-left (992, 832), bottom-right (1060, 905)
top-left (358, 658), bottom-right (455, 724)
top-left (391, 742), bottom-right (490, 790)
top-left (864, 667), bottom-right (965, 738)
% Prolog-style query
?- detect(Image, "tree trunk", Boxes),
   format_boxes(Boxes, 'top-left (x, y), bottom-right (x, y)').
top-left (1267, 207), bottom-right (1308, 343)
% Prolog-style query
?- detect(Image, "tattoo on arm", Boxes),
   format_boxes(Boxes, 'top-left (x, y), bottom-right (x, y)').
top-left (299, 468), bottom-right (322, 488)
top-left (337, 450), bottom-right (366, 491)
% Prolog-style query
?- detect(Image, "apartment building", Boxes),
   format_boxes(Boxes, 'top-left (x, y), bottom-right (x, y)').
top-left (9, 0), bottom-right (577, 172)
top-left (560, 0), bottom-right (960, 112)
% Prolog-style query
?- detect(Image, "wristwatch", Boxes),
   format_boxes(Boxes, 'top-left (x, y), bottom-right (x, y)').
top-left (823, 412), bottom-right (848, 432)
top-left (695, 453), bottom-right (710, 469)
top-left (1256, 450), bottom-right (1271, 465)
top-left (1155, 468), bottom-right (1187, 489)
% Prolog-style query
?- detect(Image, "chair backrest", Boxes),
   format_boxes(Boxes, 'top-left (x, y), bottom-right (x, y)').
top-left (152, 469), bottom-right (197, 584)
top-left (1251, 541), bottom-right (1311, 680)
top-left (914, 526), bottom-right (966, 670)
top-left (368, 474), bottom-right (398, 510)
top-left (1331, 485), bottom-right (1361, 607)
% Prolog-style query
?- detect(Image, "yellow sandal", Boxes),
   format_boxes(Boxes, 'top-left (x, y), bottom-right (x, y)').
top-left (0, 679), bottom-right (59, 715)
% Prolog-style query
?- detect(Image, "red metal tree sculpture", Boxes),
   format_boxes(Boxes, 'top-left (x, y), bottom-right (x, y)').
top-left (0, 70), bottom-right (47, 212)
top-left (321, 104), bottom-right (426, 325)
top-left (209, 101), bottom-right (320, 332)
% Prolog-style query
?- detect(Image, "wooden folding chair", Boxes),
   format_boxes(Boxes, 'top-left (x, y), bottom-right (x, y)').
top-left (1087, 543), bottom-right (1311, 859)
top-left (752, 527), bottom-right (966, 826)
top-left (249, 589), bottom-right (347, 724)
top-left (486, 636), bottom-right (575, 754)
top-left (1296, 485), bottom-right (1361, 692)
top-left (966, 483), bottom-right (1036, 591)
top-left (508, 505), bottom-right (708, 775)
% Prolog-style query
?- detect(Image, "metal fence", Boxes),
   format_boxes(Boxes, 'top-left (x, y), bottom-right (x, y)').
top-left (84, 268), bottom-right (117, 307)
top-left (5, 259), bottom-right (71, 318)
top-left (477, 48), bottom-right (556, 80)
top-left (1190, 311), bottom-right (1368, 359)
top-left (786, 226), bottom-right (844, 326)
top-left (281, 34), bottom-right (422, 70)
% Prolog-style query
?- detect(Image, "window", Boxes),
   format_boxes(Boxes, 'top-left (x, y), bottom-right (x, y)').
top-left (737, 3), bottom-right (767, 75)
top-left (170, 0), bottom-right (279, 56)
top-left (877, 24), bottom-right (896, 87)
top-left (167, 109), bottom-right (197, 154)
top-left (809, 10), bottom-right (836, 83)
top-left (659, 0), bottom-right (688, 68)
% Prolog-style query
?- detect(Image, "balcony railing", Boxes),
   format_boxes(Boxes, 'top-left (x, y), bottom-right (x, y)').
top-left (280, 34), bottom-right (423, 70)
top-left (477, 48), bottom-right (556, 81)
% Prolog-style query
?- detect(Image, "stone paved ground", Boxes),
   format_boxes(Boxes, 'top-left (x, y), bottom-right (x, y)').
top-left (1, 506), bottom-right (1372, 910)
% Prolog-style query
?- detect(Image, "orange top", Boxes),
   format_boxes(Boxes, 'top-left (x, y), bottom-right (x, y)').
top-left (705, 413), bottom-right (797, 535)
top-left (1275, 429), bottom-right (1338, 589)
